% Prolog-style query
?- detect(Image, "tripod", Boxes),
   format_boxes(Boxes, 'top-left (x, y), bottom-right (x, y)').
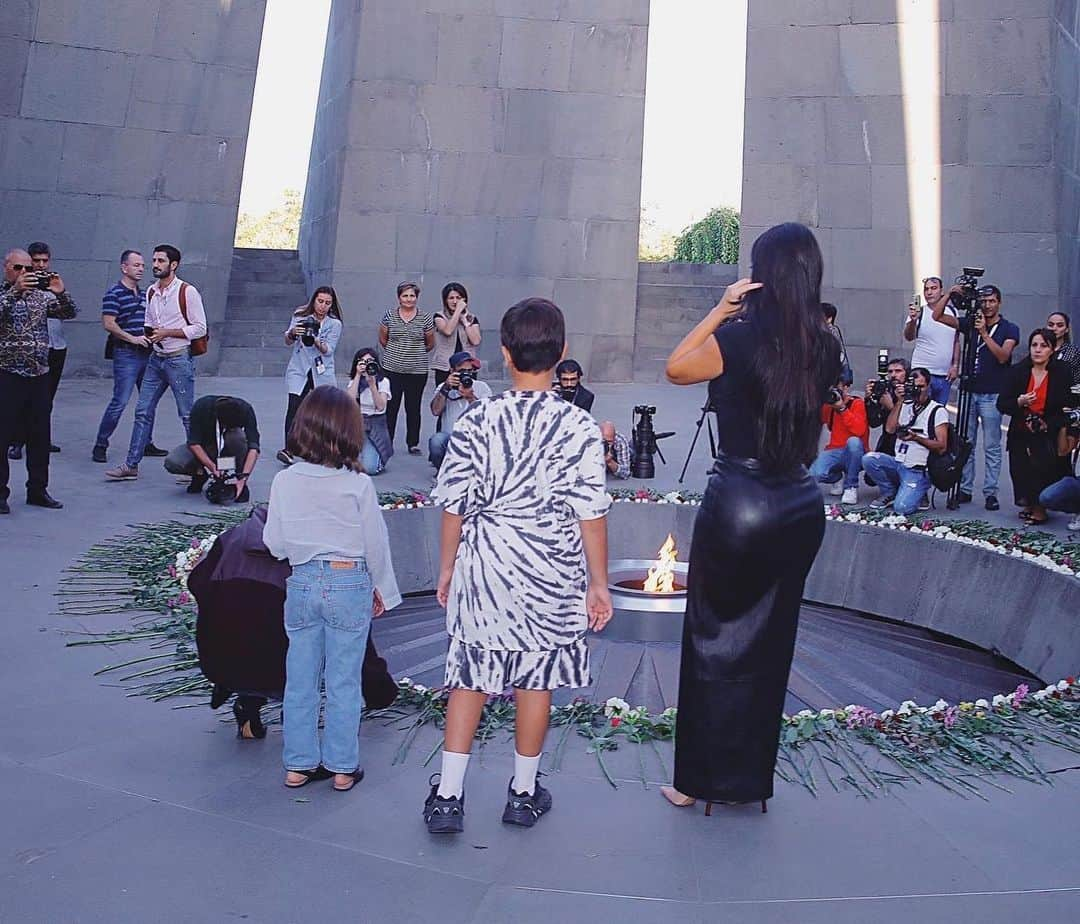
top-left (678, 401), bottom-right (717, 484)
top-left (946, 317), bottom-right (979, 509)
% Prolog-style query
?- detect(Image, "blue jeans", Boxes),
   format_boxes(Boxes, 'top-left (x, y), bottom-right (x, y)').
top-left (862, 452), bottom-right (931, 515)
top-left (809, 436), bottom-right (865, 488)
top-left (126, 351), bottom-right (195, 468)
top-left (95, 345), bottom-right (155, 450)
top-left (960, 393), bottom-right (1002, 497)
top-left (1039, 476), bottom-right (1080, 513)
top-left (428, 431), bottom-right (450, 468)
top-left (361, 439), bottom-right (383, 475)
top-left (282, 560), bottom-right (373, 774)
top-left (929, 374), bottom-right (951, 406)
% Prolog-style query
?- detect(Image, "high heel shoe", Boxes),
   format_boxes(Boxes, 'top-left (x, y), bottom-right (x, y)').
top-left (233, 698), bottom-right (266, 740)
top-left (661, 786), bottom-right (767, 814)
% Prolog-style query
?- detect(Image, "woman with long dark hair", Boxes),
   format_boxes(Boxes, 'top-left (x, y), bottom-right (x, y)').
top-left (345, 346), bottom-right (394, 474)
top-left (662, 222), bottom-right (840, 814)
top-left (997, 328), bottom-right (1072, 525)
top-left (279, 286), bottom-right (343, 464)
top-left (431, 282), bottom-right (482, 387)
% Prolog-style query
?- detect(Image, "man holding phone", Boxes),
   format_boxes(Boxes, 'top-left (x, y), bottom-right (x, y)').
top-left (903, 276), bottom-right (960, 406)
top-left (0, 248), bottom-right (78, 512)
top-left (861, 367), bottom-right (949, 515)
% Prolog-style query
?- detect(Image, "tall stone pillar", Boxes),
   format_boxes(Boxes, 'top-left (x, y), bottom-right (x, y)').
top-left (0, 0), bottom-right (266, 372)
top-left (741, 2), bottom-right (1067, 381)
top-left (301, 0), bottom-right (649, 381)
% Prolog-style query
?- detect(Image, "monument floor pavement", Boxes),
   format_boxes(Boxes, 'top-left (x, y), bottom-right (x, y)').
top-left (1, 377), bottom-right (1078, 922)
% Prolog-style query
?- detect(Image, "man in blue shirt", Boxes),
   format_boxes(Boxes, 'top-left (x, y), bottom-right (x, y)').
top-left (92, 250), bottom-right (165, 463)
top-left (931, 283), bottom-right (1019, 510)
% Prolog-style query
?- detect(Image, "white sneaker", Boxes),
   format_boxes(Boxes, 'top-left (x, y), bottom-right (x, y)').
top-left (841, 487), bottom-right (858, 505)
top-left (828, 481), bottom-right (844, 496)
top-left (1068, 513), bottom-right (1080, 532)
top-left (869, 496), bottom-right (893, 509)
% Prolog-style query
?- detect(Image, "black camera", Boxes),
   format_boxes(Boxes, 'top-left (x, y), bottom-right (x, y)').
top-left (868, 348), bottom-right (892, 401)
top-left (602, 440), bottom-right (613, 456)
top-left (457, 371), bottom-right (474, 390)
top-left (205, 470), bottom-right (237, 505)
top-left (903, 378), bottom-right (918, 404)
top-left (363, 360), bottom-right (378, 377)
top-left (949, 266), bottom-right (985, 319)
top-left (630, 406), bottom-right (674, 479)
top-left (299, 317), bottom-right (320, 347)
top-left (827, 386), bottom-right (844, 405)
top-left (1064, 407), bottom-right (1080, 429)
top-left (34, 271), bottom-right (57, 290)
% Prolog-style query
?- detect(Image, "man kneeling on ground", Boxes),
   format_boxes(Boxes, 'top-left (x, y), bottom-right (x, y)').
top-left (428, 351), bottom-right (492, 469)
top-left (165, 395), bottom-right (260, 503)
top-left (809, 370), bottom-right (868, 505)
top-left (862, 368), bottom-right (948, 514)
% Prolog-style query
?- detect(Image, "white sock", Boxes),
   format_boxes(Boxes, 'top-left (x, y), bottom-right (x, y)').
top-left (512, 751), bottom-right (541, 796)
top-left (436, 750), bottom-right (470, 798)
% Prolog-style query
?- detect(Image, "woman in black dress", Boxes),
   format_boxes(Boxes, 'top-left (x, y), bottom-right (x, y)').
top-left (662, 223), bottom-right (840, 814)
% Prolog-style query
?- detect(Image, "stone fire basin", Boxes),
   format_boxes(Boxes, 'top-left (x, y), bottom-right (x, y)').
top-left (604, 559), bottom-right (689, 643)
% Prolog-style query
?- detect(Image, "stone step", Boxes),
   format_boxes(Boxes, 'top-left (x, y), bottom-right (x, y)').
top-left (636, 282), bottom-right (730, 300)
top-left (233, 247), bottom-right (301, 262)
top-left (637, 261), bottom-right (738, 284)
top-left (227, 282), bottom-right (309, 299)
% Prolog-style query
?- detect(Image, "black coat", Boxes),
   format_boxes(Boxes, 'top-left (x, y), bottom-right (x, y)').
top-left (189, 506), bottom-right (398, 709)
top-left (568, 385), bottom-right (595, 413)
top-left (996, 358), bottom-right (1072, 448)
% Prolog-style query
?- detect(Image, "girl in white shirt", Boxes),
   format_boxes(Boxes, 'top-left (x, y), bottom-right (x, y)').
top-left (345, 347), bottom-right (393, 474)
top-left (263, 385), bottom-right (401, 792)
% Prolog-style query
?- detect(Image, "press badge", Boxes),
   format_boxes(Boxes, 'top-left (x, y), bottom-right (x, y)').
top-left (314, 355), bottom-right (326, 375)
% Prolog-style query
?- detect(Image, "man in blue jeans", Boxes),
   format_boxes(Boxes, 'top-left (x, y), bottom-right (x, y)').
top-left (930, 283), bottom-right (1018, 511)
top-left (105, 245), bottom-right (206, 481)
top-left (809, 371), bottom-right (868, 505)
top-left (1039, 450), bottom-right (1080, 531)
top-left (92, 250), bottom-right (166, 463)
top-left (862, 368), bottom-right (950, 514)
top-left (428, 351), bottom-right (491, 468)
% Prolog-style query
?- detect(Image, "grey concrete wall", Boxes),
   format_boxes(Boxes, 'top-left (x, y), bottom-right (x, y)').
top-left (0, 0), bottom-right (266, 374)
top-left (299, 0), bottom-right (649, 382)
top-left (740, 2), bottom-right (1063, 384)
top-left (1054, 3), bottom-right (1080, 321)
top-left (387, 501), bottom-right (1079, 683)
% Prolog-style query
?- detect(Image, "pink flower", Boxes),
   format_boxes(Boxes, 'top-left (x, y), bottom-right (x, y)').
top-left (1014, 683), bottom-right (1029, 704)
top-left (190, 539), bottom-right (202, 550)
top-left (167, 565), bottom-right (177, 578)
top-left (943, 706), bottom-right (959, 728)
top-left (167, 597), bottom-right (178, 608)
top-left (920, 520), bottom-right (933, 531)
top-left (177, 591), bottom-right (191, 605)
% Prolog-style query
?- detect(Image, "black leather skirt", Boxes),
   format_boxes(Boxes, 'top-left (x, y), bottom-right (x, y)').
top-left (672, 452), bottom-right (826, 803)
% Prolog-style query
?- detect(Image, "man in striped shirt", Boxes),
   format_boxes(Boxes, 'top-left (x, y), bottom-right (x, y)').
top-left (92, 250), bottom-right (166, 463)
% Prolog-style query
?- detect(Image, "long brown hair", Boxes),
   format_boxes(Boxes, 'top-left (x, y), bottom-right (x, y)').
top-left (294, 286), bottom-right (343, 321)
top-left (287, 385), bottom-right (366, 472)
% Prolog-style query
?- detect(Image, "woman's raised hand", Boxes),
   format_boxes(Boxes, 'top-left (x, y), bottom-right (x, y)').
top-left (710, 278), bottom-right (763, 324)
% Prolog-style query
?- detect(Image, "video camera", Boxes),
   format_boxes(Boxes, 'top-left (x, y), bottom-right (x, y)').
top-left (205, 459), bottom-right (239, 505)
top-left (948, 266), bottom-right (985, 319)
top-left (630, 405), bottom-right (675, 479)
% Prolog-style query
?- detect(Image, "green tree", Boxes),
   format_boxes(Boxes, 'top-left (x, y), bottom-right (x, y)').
top-left (638, 202), bottom-right (676, 262)
top-left (672, 206), bottom-right (740, 264)
top-left (234, 188), bottom-right (303, 249)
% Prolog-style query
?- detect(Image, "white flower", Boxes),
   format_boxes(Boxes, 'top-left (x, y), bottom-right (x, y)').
top-left (400, 677), bottom-right (412, 686)
top-left (818, 708), bottom-right (835, 719)
top-left (897, 703), bottom-right (912, 716)
top-left (1033, 690), bottom-right (1048, 701)
top-left (604, 696), bottom-right (630, 717)
top-left (412, 683), bottom-right (427, 694)
top-left (975, 698), bottom-right (990, 709)
top-left (931, 699), bottom-right (949, 713)
top-left (795, 709), bottom-right (815, 719)
top-left (992, 694), bottom-right (1007, 707)
top-left (1057, 680), bottom-right (1070, 691)
top-left (880, 709), bottom-right (895, 720)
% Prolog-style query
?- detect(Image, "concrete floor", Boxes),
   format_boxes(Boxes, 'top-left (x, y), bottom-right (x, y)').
top-left (1, 375), bottom-right (1078, 923)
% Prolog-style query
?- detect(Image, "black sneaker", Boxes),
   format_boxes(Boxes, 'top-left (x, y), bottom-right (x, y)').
top-left (143, 443), bottom-right (168, 458)
top-left (985, 495), bottom-right (1000, 511)
top-left (424, 774), bottom-right (465, 834)
top-left (501, 777), bottom-right (552, 828)
top-left (187, 473), bottom-right (209, 495)
top-left (957, 491), bottom-right (973, 504)
top-left (92, 445), bottom-right (107, 463)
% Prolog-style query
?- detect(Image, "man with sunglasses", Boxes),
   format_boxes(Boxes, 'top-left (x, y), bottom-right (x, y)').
top-left (0, 248), bottom-right (78, 513)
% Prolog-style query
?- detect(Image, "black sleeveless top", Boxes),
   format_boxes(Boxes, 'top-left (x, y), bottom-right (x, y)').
top-left (708, 320), bottom-right (763, 461)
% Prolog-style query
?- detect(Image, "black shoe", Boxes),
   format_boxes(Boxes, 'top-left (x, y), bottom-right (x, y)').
top-left (8, 445), bottom-right (22, 460)
top-left (0, 499), bottom-right (9, 515)
top-left (501, 777), bottom-right (552, 828)
top-left (236, 484), bottom-right (250, 503)
top-left (957, 491), bottom-right (973, 504)
top-left (49, 444), bottom-right (60, 453)
top-left (143, 443), bottom-right (168, 458)
top-left (26, 491), bottom-right (63, 509)
top-left (233, 697), bottom-right (267, 740)
top-left (276, 450), bottom-right (294, 466)
top-left (92, 445), bottom-right (107, 463)
top-left (985, 495), bottom-right (1000, 511)
top-left (424, 774), bottom-right (465, 834)
top-left (187, 473), bottom-right (209, 495)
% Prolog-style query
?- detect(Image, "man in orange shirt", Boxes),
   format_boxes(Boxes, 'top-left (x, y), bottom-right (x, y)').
top-left (810, 371), bottom-right (869, 505)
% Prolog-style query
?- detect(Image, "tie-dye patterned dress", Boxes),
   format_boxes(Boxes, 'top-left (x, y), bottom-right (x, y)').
top-left (431, 390), bottom-right (610, 694)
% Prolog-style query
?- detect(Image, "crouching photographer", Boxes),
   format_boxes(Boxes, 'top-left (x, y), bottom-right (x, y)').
top-left (862, 368), bottom-right (949, 514)
top-left (600, 420), bottom-right (631, 479)
top-left (1038, 409), bottom-right (1080, 531)
top-left (809, 371), bottom-right (868, 505)
top-left (864, 355), bottom-right (909, 456)
top-left (428, 351), bottom-right (491, 468)
top-left (165, 395), bottom-right (260, 503)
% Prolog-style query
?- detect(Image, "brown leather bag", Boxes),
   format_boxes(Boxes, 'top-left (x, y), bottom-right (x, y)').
top-left (179, 283), bottom-right (209, 357)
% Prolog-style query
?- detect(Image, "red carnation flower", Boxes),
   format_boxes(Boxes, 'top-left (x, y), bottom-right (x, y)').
top-left (610, 716), bottom-right (622, 727)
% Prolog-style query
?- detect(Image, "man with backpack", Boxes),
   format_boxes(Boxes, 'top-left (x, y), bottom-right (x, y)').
top-left (862, 367), bottom-right (950, 514)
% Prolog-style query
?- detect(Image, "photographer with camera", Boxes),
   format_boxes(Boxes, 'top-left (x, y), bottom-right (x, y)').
top-left (280, 286), bottom-right (343, 465)
top-left (165, 395), bottom-right (260, 503)
top-left (1038, 418), bottom-right (1080, 531)
top-left (862, 367), bottom-right (949, 514)
top-left (903, 276), bottom-right (960, 405)
top-left (997, 329), bottom-right (1073, 525)
top-left (0, 248), bottom-right (77, 512)
top-left (599, 420), bottom-right (631, 479)
top-left (432, 282), bottom-right (481, 387)
top-left (931, 282), bottom-right (1019, 510)
top-left (427, 351), bottom-right (491, 469)
top-left (864, 355), bottom-right (909, 456)
top-left (809, 371), bottom-right (868, 505)
top-left (345, 347), bottom-right (393, 475)
top-left (554, 359), bottom-right (595, 412)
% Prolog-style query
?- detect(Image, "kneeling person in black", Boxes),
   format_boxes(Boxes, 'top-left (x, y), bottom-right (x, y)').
top-left (165, 396), bottom-right (260, 502)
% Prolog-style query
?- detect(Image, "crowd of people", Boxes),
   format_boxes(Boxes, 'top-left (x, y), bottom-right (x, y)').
top-left (810, 280), bottom-right (1080, 528)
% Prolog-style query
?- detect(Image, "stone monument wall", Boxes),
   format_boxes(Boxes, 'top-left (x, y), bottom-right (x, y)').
top-left (300, 0), bottom-right (650, 382)
top-left (741, 2), bottom-right (1069, 383)
top-left (0, 0), bottom-right (266, 373)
